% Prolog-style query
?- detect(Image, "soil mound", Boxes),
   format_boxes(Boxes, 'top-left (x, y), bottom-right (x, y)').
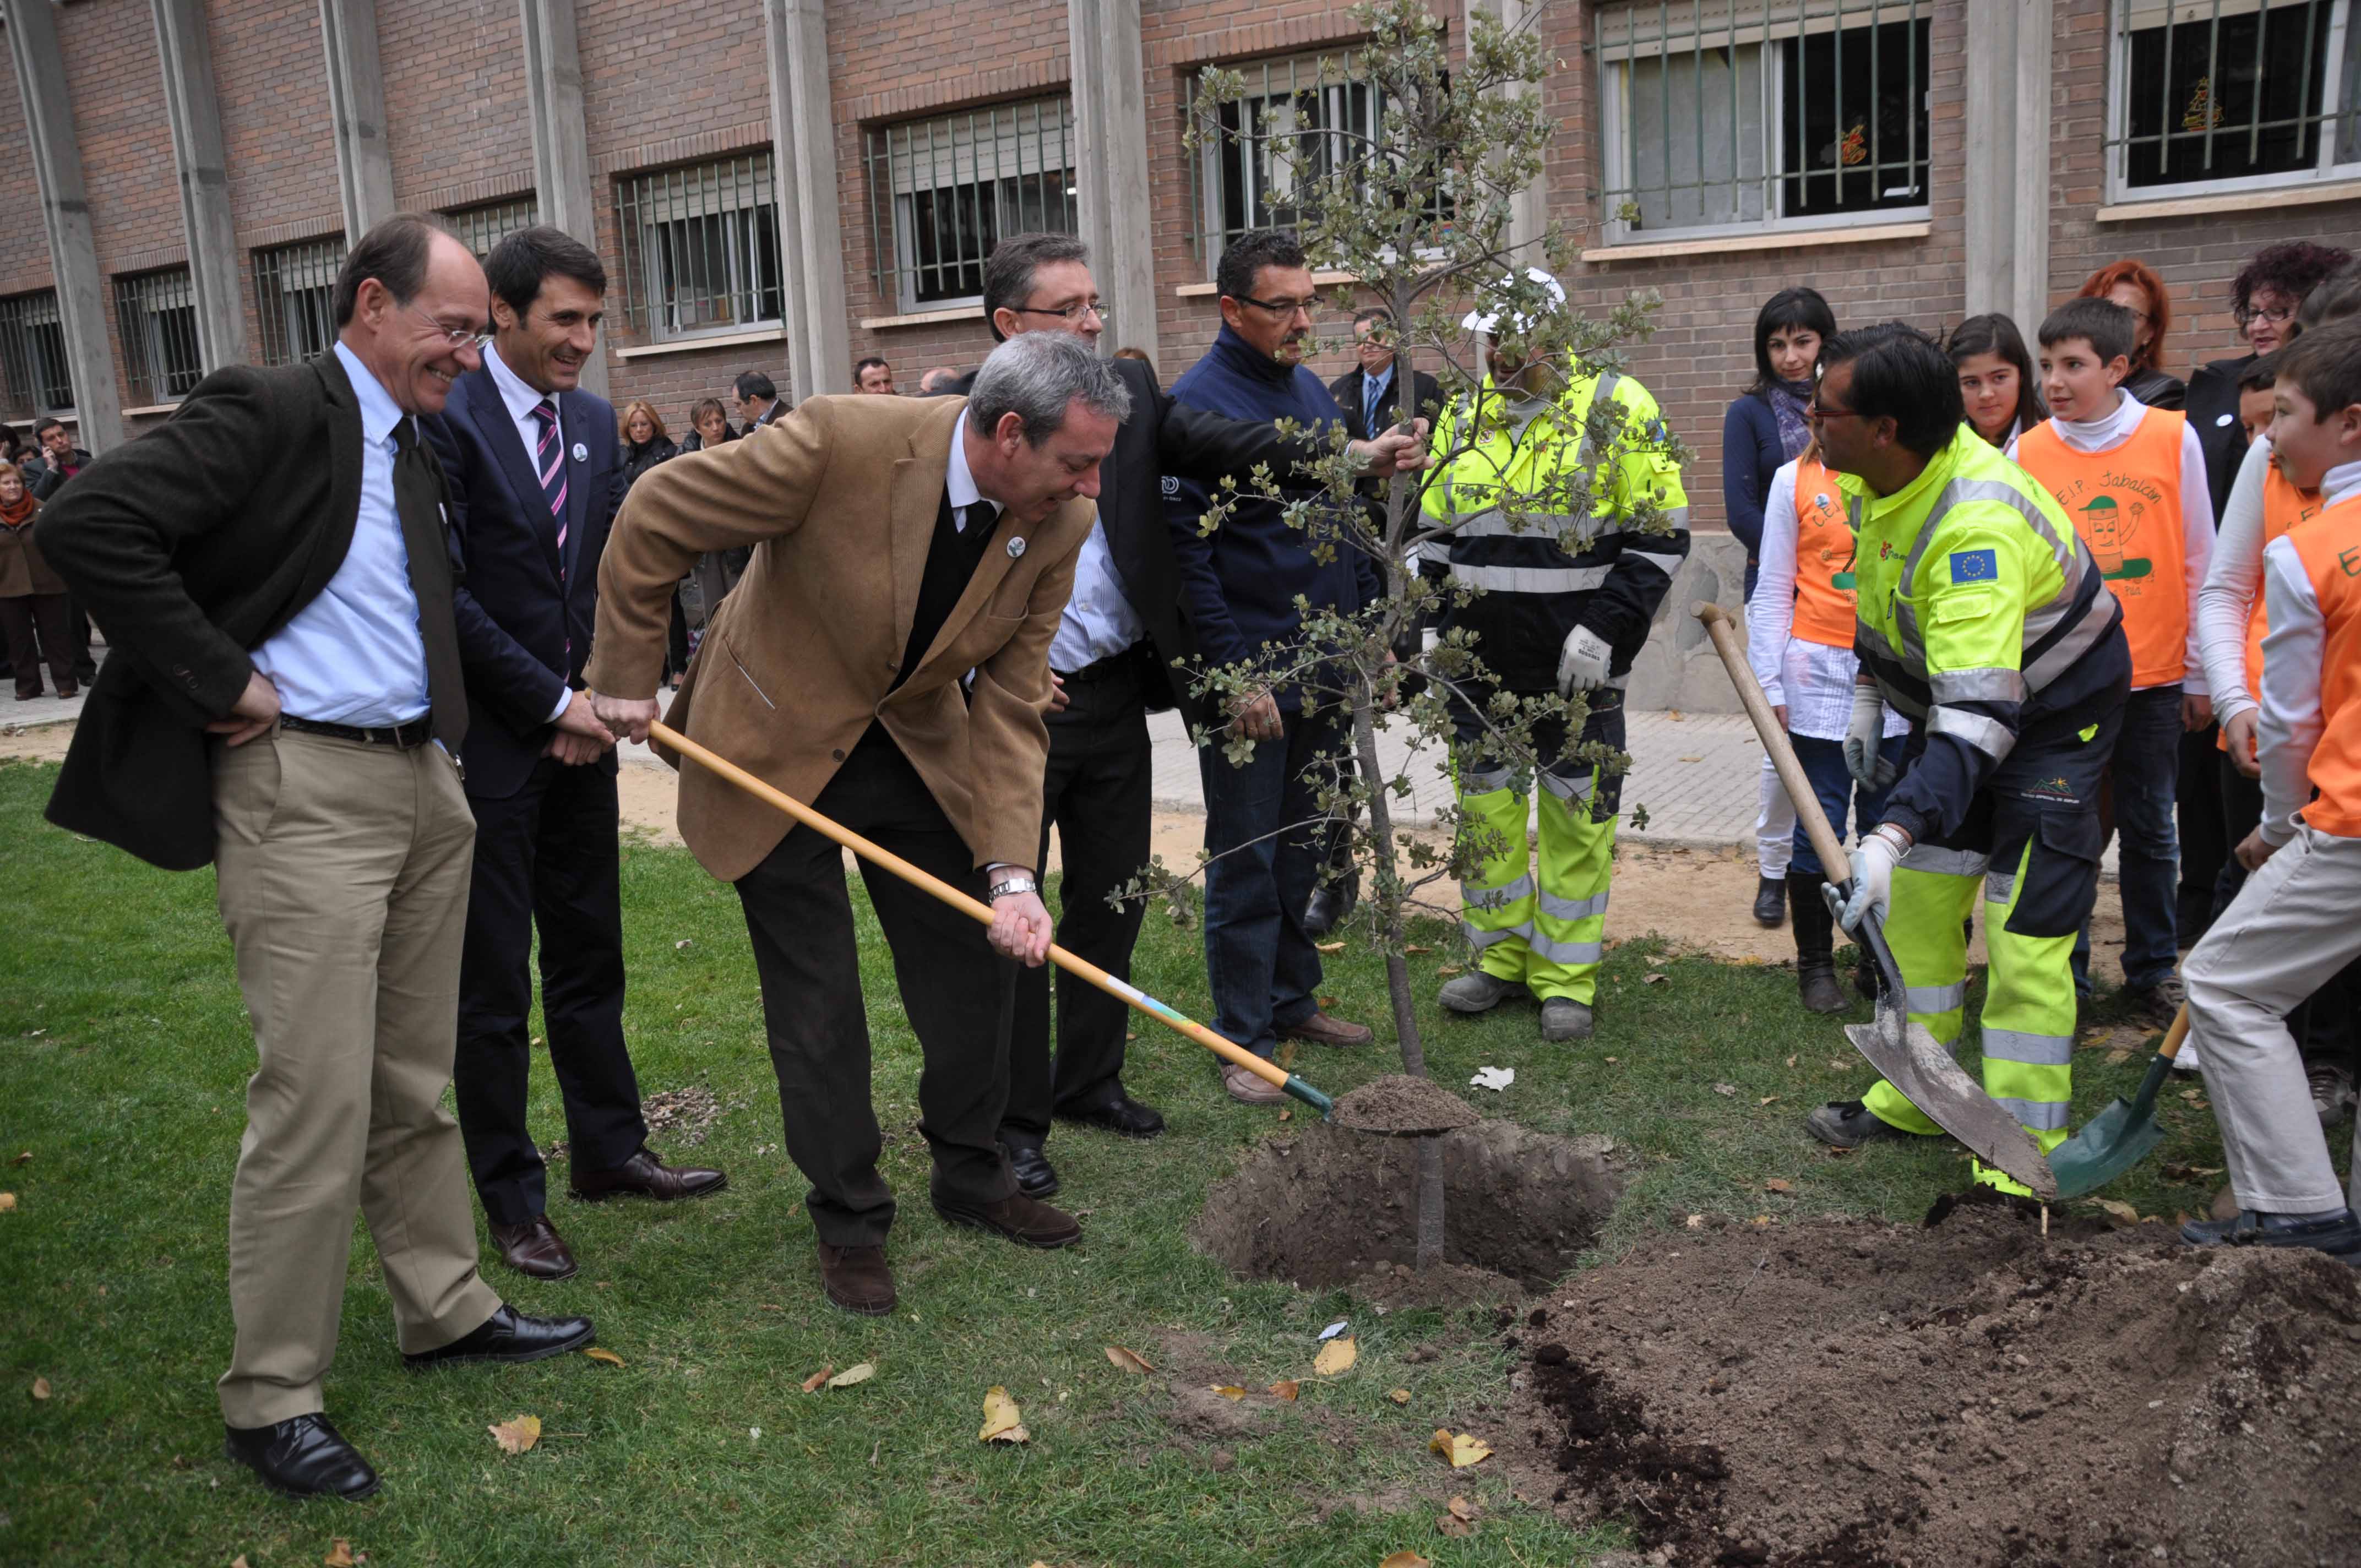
top-left (1332, 1073), bottom-right (1483, 1135)
top-left (1504, 1200), bottom-right (2361, 1567)
top-left (1192, 1120), bottom-right (1626, 1300)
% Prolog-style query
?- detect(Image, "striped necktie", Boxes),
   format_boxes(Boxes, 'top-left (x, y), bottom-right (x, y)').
top-left (530, 398), bottom-right (568, 567)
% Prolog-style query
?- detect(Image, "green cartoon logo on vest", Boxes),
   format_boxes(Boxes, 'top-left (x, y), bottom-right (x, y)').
top-left (2080, 495), bottom-right (2150, 581)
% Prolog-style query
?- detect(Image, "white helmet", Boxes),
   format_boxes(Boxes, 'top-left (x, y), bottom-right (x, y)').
top-left (1461, 267), bottom-right (1567, 336)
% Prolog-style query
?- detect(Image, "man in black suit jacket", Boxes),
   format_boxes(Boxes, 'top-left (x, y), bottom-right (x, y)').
top-left (974, 235), bottom-right (1429, 1197)
top-left (1329, 307), bottom-right (1441, 447)
top-left (39, 215), bottom-right (589, 1502)
top-left (735, 369), bottom-right (786, 431)
top-left (425, 227), bottom-right (725, 1283)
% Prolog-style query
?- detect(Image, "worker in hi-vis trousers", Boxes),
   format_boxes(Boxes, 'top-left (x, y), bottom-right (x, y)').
top-left (1426, 271), bottom-right (1690, 1043)
top-left (1797, 325), bottom-right (2131, 1192)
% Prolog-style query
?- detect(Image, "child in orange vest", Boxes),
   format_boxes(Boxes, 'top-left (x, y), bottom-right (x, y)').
top-left (2180, 315), bottom-right (2361, 1263)
top-left (2013, 297), bottom-right (2215, 1026)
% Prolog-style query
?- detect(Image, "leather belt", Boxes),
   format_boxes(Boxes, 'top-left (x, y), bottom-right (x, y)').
top-left (1056, 643), bottom-right (1149, 687)
top-left (279, 713), bottom-right (438, 749)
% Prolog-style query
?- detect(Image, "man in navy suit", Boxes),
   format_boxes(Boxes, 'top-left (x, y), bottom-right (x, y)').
top-left (426, 226), bottom-right (726, 1281)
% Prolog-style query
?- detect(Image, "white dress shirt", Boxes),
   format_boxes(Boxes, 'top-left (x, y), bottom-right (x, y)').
top-left (1048, 520), bottom-right (1146, 673)
top-left (2256, 459), bottom-right (2361, 843)
top-left (248, 342), bottom-right (431, 726)
top-left (944, 409), bottom-right (998, 534)
top-left (1745, 458), bottom-right (1909, 743)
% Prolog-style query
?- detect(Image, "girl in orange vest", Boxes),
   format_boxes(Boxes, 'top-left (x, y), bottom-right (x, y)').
top-left (1744, 438), bottom-right (1908, 1012)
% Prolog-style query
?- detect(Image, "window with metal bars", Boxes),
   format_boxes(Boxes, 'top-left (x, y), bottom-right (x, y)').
top-left (615, 154), bottom-right (783, 341)
top-left (114, 269), bottom-right (205, 406)
top-left (1594, 1), bottom-right (1932, 243)
top-left (254, 237), bottom-right (347, 367)
top-left (0, 291), bottom-right (74, 422)
top-left (444, 195), bottom-right (540, 259)
top-left (865, 97), bottom-right (1077, 313)
top-left (2108, 0), bottom-right (2360, 198)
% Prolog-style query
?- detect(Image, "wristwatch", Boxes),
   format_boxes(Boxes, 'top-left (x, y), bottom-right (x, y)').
top-left (988, 870), bottom-right (1038, 902)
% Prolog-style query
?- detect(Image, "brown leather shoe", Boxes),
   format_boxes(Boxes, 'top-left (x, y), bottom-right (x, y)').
top-left (569, 1146), bottom-right (728, 1203)
top-left (1222, 1062), bottom-right (1287, 1104)
top-left (932, 1190), bottom-right (1083, 1249)
top-left (815, 1243), bottom-right (897, 1316)
top-left (488, 1215), bottom-right (578, 1281)
top-left (1277, 1009), bottom-right (1374, 1048)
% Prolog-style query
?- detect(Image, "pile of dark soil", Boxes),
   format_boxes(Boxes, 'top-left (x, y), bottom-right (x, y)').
top-left (1504, 1199), bottom-right (2361, 1566)
top-left (1192, 1120), bottom-right (1626, 1305)
top-left (1332, 1073), bottom-right (1483, 1136)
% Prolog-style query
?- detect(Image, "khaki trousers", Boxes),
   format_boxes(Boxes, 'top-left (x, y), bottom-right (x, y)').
top-left (212, 727), bottom-right (503, 1428)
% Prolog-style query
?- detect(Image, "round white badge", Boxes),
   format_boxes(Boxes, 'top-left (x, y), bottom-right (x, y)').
top-left (2216, 413), bottom-right (2235, 427)
top-left (572, 442), bottom-right (589, 461)
top-left (1007, 536), bottom-right (1027, 559)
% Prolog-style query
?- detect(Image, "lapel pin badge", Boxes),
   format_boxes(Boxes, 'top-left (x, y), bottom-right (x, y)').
top-left (572, 442), bottom-right (589, 462)
top-left (1007, 536), bottom-right (1026, 559)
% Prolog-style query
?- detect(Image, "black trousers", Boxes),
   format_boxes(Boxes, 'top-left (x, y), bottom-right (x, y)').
top-left (737, 725), bottom-right (1017, 1245)
top-left (1001, 656), bottom-right (1155, 1150)
top-left (2176, 721), bottom-right (2228, 941)
top-left (454, 756), bottom-right (646, 1226)
top-left (0, 592), bottom-right (73, 696)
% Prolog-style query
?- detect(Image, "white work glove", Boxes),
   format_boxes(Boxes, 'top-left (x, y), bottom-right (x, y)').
top-left (1843, 682), bottom-right (1896, 791)
top-left (1835, 824), bottom-right (1909, 935)
top-left (1557, 625), bottom-right (1613, 695)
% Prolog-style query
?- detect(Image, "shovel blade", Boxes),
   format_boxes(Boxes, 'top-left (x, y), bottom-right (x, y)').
top-left (2047, 1095), bottom-right (2164, 1200)
top-left (1843, 1009), bottom-right (2059, 1200)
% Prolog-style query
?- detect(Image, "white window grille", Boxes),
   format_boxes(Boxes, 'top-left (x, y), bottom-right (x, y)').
top-left (113, 268), bottom-right (204, 406)
top-left (444, 196), bottom-right (540, 259)
top-left (2106, 0), bottom-right (2360, 200)
top-left (0, 291), bottom-right (73, 420)
top-left (1193, 55), bottom-right (1380, 262)
top-left (1595, 0), bottom-right (1932, 244)
top-left (254, 237), bottom-right (346, 367)
top-left (615, 154), bottom-right (783, 341)
top-left (865, 97), bottom-right (1078, 313)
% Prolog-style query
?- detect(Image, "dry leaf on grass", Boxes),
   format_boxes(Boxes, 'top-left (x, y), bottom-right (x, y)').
top-left (581, 1347), bottom-right (624, 1367)
top-left (1438, 965), bottom-right (1462, 977)
top-left (801, 1365), bottom-right (834, 1393)
top-left (1684, 1213), bottom-right (1704, 1229)
top-left (231, 1556), bottom-right (251, 1568)
top-left (1428, 1429), bottom-right (1492, 1467)
top-left (1318, 995), bottom-right (1340, 1009)
top-left (1316, 942), bottom-right (1345, 955)
top-left (1758, 1095), bottom-right (1781, 1106)
top-left (1641, 973), bottom-right (1668, 986)
top-left (1712, 1083), bottom-right (1737, 1097)
top-left (1388, 1388), bottom-right (1411, 1404)
top-left (980, 1386), bottom-right (1029, 1443)
top-left (10, 1150), bottom-right (26, 1164)
top-left (1764, 1178), bottom-right (1792, 1193)
top-left (488, 1414), bottom-right (541, 1454)
top-left (1436, 1494), bottom-right (1480, 1536)
top-left (1378, 1554), bottom-right (1432, 1568)
top-left (1279, 1107), bottom-right (1293, 1121)
top-left (828, 1363), bottom-right (876, 1389)
top-left (0, 1193), bottom-right (17, 1212)
top-left (2088, 1199), bottom-right (2141, 1224)
top-left (2104, 1048), bottom-right (2132, 1065)
top-left (1209, 1385), bottom-right (1248, 1401)
top-left (1104, 1346), bottom-right (1153, 1375)
top-left (1314, 1336), bottom-right (1357, 1376)
top-left (1404, 944), bottom-right (1432, 955)
top-left (1785, 1055), bottom-right (1797, 1068)
top-left (30, 1375), bottom-right (51, 1400)
top-left (324, 1542), bottom-right (357, 1568)
top-left (1268, 1379), bottom-right (1300, 1401)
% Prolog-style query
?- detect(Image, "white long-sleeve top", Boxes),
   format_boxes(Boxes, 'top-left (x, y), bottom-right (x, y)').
top-left (1746, 458), bottom-right (1911, 742)
top-left (2197, 438), bottom-right (2276, 725)
top-left (2012, 389), bottom-right (2215, 694)
top-left (2256, 459), bottom-right (2361, 844)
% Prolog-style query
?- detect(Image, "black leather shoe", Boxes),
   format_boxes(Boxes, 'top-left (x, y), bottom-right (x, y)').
top-left (224, 1413), bottom-right (379, 1500)
top-left (934, 1190), bottom-right (1084, 1249)
top-left (1752, 874), bottom-right (1787, 927)
top-left (569, 1146), bottom-right (728, 1202)
top-left (2180, 1207), bottom-right (2361, 1263)
top-left (402, 1304), bottom-right (595, 1369)
top-left (1303, 874), bottom-right (1361, 937)
top-left (1056, 1089), bottom-right (1166, 1139)
top-left (1004, 1142), bottom-right (1060, 1199)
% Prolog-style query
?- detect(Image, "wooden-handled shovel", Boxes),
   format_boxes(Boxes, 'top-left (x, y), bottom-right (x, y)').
top-left (1691, 602), bottom-right (2059, 1199)
top-left (650, 721), bottom-right (1337, 1119)
top-left (2048, 1005), bottom-right (2188, 1198)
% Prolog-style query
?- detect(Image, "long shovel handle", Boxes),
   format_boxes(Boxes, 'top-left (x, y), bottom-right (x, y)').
top-left (650, 721), bottom-right (1335, 1118)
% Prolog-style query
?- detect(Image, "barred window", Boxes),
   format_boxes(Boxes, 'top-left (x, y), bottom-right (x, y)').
top-left (2108, 1), bottom-right (2360, 198)
top-left (865, 97), bottom-right (1076, 313)
top-left (0, 291), bottom-right (74, 422)
top-left (254, 237), bottom-right (346, 367)
top-left (616, 154), bottom-right (782, 341)
top-left (114, 269), bottom-right (204, 406)
top-left (444, 196), bottom-right (540, 259)
top-left (1595, 1), bottom-right (1932, 242)
top-left (1192, 54), bottom-right (1379, 261)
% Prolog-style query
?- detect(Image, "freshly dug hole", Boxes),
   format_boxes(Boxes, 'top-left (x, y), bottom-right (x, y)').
top-left (1191, 1120), bottom-right (1627, 1297)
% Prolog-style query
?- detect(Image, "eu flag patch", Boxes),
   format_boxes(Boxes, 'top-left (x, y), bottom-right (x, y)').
top-left (1949, 548), bottom-right (1998, 582)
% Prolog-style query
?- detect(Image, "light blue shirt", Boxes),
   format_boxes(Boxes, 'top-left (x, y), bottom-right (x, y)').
top-left (248, 341), bottom-right (432, 726)
top-left (1047, 519), bottom-right (1146, 673)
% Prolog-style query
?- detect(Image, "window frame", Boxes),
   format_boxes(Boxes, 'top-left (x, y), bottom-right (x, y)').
top-left (113, 266), bottom-right (205, 407)
top-left (252, 237), bottom-right (348, 369)
top-left (614, 153), bottom-right (786, 346)
top-left (0, 290), bottom-right (77, 422)
top-left (443, 195), bottom-right (540, 260)
top-left (864, 95), bottom-right (1079, 316)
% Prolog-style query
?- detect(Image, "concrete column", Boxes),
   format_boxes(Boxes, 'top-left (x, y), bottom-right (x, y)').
top-left (318, 0), bottom-right (396, 239)
top-left (2, 0), bottom-right (124, 450)
top-left (519, 0), bottom-right (607, 396)
top-left (1489, 0), bottom-right (1548, 262)
top-left (150, 0), bottom-right (247, 369)
top-left (760, 0), bottom-right (848, 400)
top-left (1963, 0), bottom-right (2053, 332)
top-left (1068, 0), bottom-right (1158, 361)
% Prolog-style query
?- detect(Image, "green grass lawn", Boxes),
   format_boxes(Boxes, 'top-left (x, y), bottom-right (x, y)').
top-left (0, 754), bottom-right (2236, 1566)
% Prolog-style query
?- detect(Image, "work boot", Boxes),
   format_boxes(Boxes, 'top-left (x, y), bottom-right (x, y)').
top-left (1539, 998), bottom-right (1593, 1042)
top-left (1805, 1099), bottom-right (1935, 1149)
top-left (1788, 870), bottom-right (1845, 1015)
top-left (1751, 874), bottom-right (1786, 927)
top-left (1439, 970), bottom-right (1529, 1015)
top-left (2119, 974), bottom-right (2185, 1033)
top-left (2179, 1206), bottom-right (2361, 1265)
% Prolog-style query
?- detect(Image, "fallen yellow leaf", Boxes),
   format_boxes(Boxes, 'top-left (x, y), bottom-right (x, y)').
top-left (1316, 941), bottom-right (1345, 955)
top-left (801, 1365), bottom-right (834, 1393)
top-left (1404, 944), bottom-right (1432, 955)
top-left (1641, 972), bottom-right (1668, 985)
top-left (0, 1193), bottom-right (15, 1212)
top-left (1313, 1335), bottom-right (1357, 1375)
top-left (1269, 1379), bottom-right (1300, 1401)
top-left (1388, 1387), bottom-right (1411, 1404)
top-left (324, 1542), bottom-right (357, 1568)
top-left (1279, 1106), bottom-right (1293, 1121)
top-left (1764, 1178), bottom-right (1792, 1193)
top-left (1318, 995), bottom-right (1340, 1009)
top-left (1685, 1213), bottom-right (1704, 1229)
top-left (827, 1362), bottom-right (875, 1389)
top-left (1428, 1429), bottom-right (1493, 1467)
top-left (1209, 1384), bottom-right (1248, 1400)
top-left (1759, 1095), bottom-right (1781, 1106)
top-left (488, 1414), bottom-right (541, 1455)
top-left (980, 1385), bottom-right (1029, 1443)
top-left (30, 1376), bottom-right (50, 1400)
top-left (2090, 1199), bottom-right (2141, 1224)
top-left (1436, 1512), bottom-right (1473, 1538)
top-left (232, 1557), bottom-right (251, 1568)
top-left (1103, 1346), bottom-right (1154, 1375)
top-left (581, 1347), bottom-right (624, 1367)
top-left (1438, 965), bottom-right (1462, 976)
top-left (1378, 1554), bottom-right (1432, 1568)
top-left (1447, 1496), bottom-right (1477, 1522)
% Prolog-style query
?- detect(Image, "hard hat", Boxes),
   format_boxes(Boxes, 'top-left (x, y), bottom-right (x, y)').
top-left (1461, 267), bottom-right (1568, 336)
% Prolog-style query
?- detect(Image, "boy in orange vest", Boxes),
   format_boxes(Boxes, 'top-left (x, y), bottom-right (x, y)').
top-left (2014, 297), bottom-right (2215, 1026)
top-left (2180, 315), bottom-right (2361, 1262)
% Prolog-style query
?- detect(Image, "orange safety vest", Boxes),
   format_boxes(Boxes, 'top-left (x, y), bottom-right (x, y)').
top-left (1788, 458), bottom-right (1859, 649)
top-left (2280, 493), bottom-right (2361, 839)
top-left (2015, 407), bottom-right (2191, 687)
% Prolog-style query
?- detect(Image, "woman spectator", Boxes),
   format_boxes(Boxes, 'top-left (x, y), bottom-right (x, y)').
top-left (1723, 286), bottom-right (1837, 929)
top-left (0, 464), bottom-right (73, 699)
top-left (2077, 259), bottom-right (2185, 408)
top-left (672, 396), bottom-right (749, 660)
top-left (1947, 313), bottom-right (2046, 449)
top-left (2187, 242), bottom-right (2353, 517)
top-left (617, 400), bottom-right (686, 684)
top-left (679, 396), bottom-right (735, 453)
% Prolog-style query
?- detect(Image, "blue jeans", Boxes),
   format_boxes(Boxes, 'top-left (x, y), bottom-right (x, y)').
top-left (1199, 703), bottom-right (1341, 1060)
top-left (2075, 683), bottom-right (2182, 994)
top-left (1788, 732), bottom-right (1907, 879)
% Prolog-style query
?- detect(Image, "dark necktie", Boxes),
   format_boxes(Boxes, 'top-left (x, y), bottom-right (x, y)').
top-left (959, 498), bottom-right (997, 537)
top-left (530, 398), bottom-right (569, 565)
top-left (390, 418), bottom-right (469, 752)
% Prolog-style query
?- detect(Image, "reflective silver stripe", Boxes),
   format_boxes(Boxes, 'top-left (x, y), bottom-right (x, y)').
top-left (1527, 933), bottom-right (1603, 966)
top-left (1929, 704), bottom-right (2017, 763)
top-left (1899, 843), bottom-right (1988, 877)
top-left (1907, 478), bottom-right (2075, 589)
top-left (1655, 504), bottom-right (1691, 531)
top-left (1462, 919), bottom-right (1532, 950)
top-left (1620, 546), bottom-right (1685, 577)
top-left (1537, 769), bottom-right (1597, 803)
top-left (1538, 889), bottom-right (1609, 923)
top-left (1460, 764), bottom-right (1514, 794)
top-left (1994, 1096), bottom-right (2070, 1132)
top-left (1906, 982), bottom-right (1967, 1016)
top-left (2022, 564), bottom-right (2122, 690)
top-left (1461, 874), bottom-right (1535, 909)
top-left (1895, 477), bottom-right (2102, 698)
top-left (1984, 867), bottom-right (2017, 906)
top-left (1449, 562), bottom-right (1613, 594)
top-left (1445, 508), bottom-right (1591, 542)
top-left (1982, 1027), bottom-right (2075, 1066)
top-left (1929, 667), bottom-right (2026, 704)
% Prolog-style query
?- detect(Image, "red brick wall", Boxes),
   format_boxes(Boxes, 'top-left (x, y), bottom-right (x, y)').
top-left (209, 0), bottom-right (342, 364)
top-left (379, 0), bottom-right (534, 210)
top-left (0, 28), bottom-right (50, 299)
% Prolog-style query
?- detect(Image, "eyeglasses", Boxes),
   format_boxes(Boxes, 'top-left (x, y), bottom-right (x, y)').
top-left (1014, 300), bottom-right (1109, 325)
top-left (1804, 400), bottom-right (1868, 423)
top-left (1237, 294), bottom-right (1321, 319)
top-left (2234, 303), bottom-right (2295, 328)
top-left (405, 302), bottom-right (483, 347)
